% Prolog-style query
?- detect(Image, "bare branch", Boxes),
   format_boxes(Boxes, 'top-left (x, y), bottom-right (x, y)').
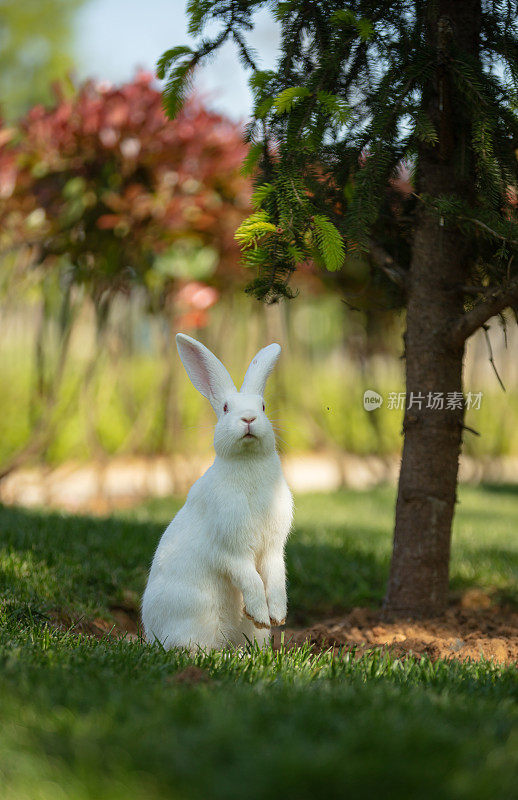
top-left (451, 277), bottom-right (518, 346)
top-left (458, 215), bottom-right (518, 247)
top-left (482, 324), bottom-right (506, 392)
top-left (462, 424), bottom-right (481, 437)
top-left (368, 240), bottom-right (407, 289)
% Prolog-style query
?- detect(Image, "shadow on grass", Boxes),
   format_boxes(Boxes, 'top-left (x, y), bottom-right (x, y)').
top-left (287, 534), bottom-right (391, 624)
top-left (1, 493), bottom-right (517, 627)
top-left (476, 482), bottom-right (518, 496)
top-left (450, 544), bottom-right (518, 607)
top-left (0, 503), bottom-right (392, 626)
top-left (0, 503), bottom-right (161, 618)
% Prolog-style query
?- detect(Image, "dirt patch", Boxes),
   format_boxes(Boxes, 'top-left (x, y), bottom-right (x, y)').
top-left (280, 602), bottom-right (518, 665)
top-left (49, 608), bottom-right (143, 641)
top-left (168, 666), bottom-right (212, 686)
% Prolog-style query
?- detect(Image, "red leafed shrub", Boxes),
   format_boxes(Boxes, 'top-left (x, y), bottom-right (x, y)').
top-left (0, 72), bottom-right (251, 304)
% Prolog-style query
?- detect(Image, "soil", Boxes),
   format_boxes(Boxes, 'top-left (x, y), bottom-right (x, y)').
top-left (277, 596), bottom-right (518, 665)
top-left (50, 592), bottom-right (518, 666)
top-left (48, 609), bottom-right (142, 640)
top-left (168, 666), bottom-right (212, 685)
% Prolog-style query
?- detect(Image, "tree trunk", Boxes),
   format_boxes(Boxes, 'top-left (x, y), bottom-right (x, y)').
top-left (384, 0), bottom-right (482, 615)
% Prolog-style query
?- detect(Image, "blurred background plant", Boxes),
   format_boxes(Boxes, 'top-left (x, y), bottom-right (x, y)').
top-left (0, 0), bottom-right (83, 121)
top-left (0, 1), bottom-right (517, 482)
top-left (0, 72), bottom-right (253, 472)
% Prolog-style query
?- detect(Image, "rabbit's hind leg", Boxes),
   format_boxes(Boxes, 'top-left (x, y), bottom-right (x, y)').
top-left (143, 586), bottom-right (224, 652)
top-left (159, 617), bottom-right (226, 652)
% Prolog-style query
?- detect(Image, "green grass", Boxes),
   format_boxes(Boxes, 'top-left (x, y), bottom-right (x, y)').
top-left (1, 485), bottom-right (517, 798)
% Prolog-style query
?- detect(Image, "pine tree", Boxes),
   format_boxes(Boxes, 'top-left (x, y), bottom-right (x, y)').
top-left (159, 0), bottom-right (518, 615)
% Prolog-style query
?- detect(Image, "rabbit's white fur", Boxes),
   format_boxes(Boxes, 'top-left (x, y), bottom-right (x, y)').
top-left (142, 334), bottom-right (293, 651)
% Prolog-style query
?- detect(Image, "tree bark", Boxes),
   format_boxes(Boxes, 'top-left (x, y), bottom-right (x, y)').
top-left (384, 0), bottom-right (482, 615)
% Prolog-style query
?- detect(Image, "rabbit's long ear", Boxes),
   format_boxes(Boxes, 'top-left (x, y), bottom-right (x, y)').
top-left (240, 343), bottom-right (281, 396)
top-left (176, 334), bottom-right (236, 412)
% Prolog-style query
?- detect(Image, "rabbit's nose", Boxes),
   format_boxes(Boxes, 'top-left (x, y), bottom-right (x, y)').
top-left (242, 416), bottom-right (256, 424)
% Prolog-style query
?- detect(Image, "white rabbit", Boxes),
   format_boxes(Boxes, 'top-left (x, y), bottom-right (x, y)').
top-left (141, 333), bottom-right (293, 651)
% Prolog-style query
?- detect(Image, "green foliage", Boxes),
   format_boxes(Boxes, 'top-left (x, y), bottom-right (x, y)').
top-left (316, 91), bottom-right (351, 125)
top-left (413, 110), bottom-right (439, 145)
top-left (240, 141), bottom-right (264, 176)
top-left (272, 86), bottom-right (311, 114)
top-left (158, 0), bottom-right (518, 309)
top-left (331, 8), bottom-right (374, 40)
top-left (156, 45), bottom-right (194, 75)
top-left (234, 210), bottom-right (278, 245)
top-left (312, 214), bottom-right (346, 271)
top-left (250, 182), bottom-right (274, 208)
top-left (158, 48), bottom-right (198, 118)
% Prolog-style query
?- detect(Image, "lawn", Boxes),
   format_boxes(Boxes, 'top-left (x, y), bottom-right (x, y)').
top-left (1, 484), bottom-right (517, 799)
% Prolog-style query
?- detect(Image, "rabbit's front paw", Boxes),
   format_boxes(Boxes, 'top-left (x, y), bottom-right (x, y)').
top-left (267, 597), bottom-right (287, 627)
top-left (243, 607), bottom-right (271, 629)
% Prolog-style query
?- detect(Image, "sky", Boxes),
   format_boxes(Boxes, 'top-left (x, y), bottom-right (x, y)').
top-left (74, 0), bottom-right (280, 120)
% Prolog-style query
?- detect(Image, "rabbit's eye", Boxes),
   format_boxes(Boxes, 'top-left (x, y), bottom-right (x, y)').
top-left (262, 402), bottom-right (265, 412)
top-left (223, 403), bottom-right (229, 414)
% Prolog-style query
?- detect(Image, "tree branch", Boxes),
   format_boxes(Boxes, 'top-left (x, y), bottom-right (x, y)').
top-left (451, 277), bottom-right (518, 346)
top-left (368, 240), bottom-right (407, 289)
top-left (482, 324), bottom-right (506, 392)
top-left (458, 215), bottom-right (518, 247)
